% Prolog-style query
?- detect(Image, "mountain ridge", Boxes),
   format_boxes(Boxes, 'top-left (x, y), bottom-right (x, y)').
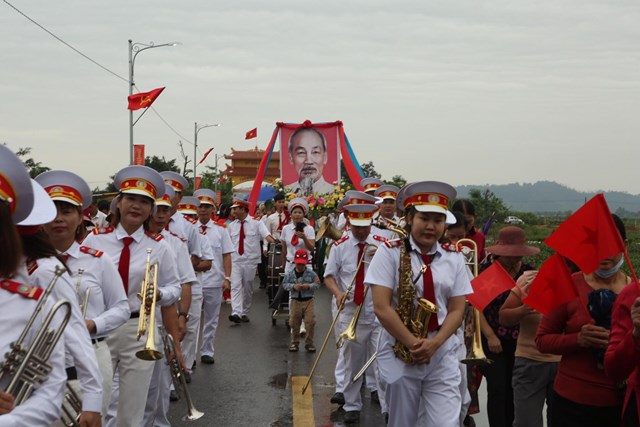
top-left (456, 181), bottom-right (640, 214)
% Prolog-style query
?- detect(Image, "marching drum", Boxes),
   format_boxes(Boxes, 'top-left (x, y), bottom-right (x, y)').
top-left (266, 242), bottom-right (289, 327)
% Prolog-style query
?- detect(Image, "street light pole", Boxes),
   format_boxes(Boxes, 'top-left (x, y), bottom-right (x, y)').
top-left (128, 39), bottom-right (179, 165)
top-left (193, 122), bottom-right (221, 184)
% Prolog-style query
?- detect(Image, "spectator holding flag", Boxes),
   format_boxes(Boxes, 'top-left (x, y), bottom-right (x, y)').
top-left (537, 214), bottom-right (630, 427)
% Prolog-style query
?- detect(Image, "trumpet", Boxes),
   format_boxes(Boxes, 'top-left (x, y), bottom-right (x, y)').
top-left (160, 328), bottom-right (204, 421)
top-left (0, 266), bottom-right (72, 405)
top-left (136, 249), bottom-right (162, 361)
top-left (60, 384), bottom-right (82, 427)
top-left (456, 239), bottom-right (490, 366)
top-left (301, 242), bottom-right (377, 395)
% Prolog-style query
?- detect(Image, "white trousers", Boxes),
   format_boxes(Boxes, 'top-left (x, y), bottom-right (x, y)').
top-left (94, 340), bottom-right (113, 417)
top-left (339, 319), bottom-right (381, 412)
top-left (332, 297), bottom-right (346, 393)
top-left (182, 293), bottom-right (203, 371)
top-left (378, 333), bottom-right (461, 427)
top-left (201, 287), bottom-right (223, 357)
top-left (104, 318), bottom-right (158, 427)
top-left (230, 263), bottom-right (256, 317)
top-left (142, 348), bottom-right (172, 427)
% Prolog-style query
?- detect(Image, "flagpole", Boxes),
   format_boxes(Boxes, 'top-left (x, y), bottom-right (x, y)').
top-left (132, 107), bottom-right (151, 127)
top-left (128, 39), bottom-right (180, 165)
top-left (193, 122), bottom-right (221, 184)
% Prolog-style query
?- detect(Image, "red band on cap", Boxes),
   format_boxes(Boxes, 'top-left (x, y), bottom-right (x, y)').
top-left (197, 196), bottom-right (215, 205)
top-left (163, 178), bottom-right (184, 192)
top-left (377, 190), bottom-right (397, 200)
top-left (45, 185), bottom-right (83, 206)
top-left (178, 203), bottom-right (198, 211)
top-left (404, 192), bottom-right (448, 209)
top-left (0, 172), bottom-right (17, 215)
top-left (120, 178), bottom-right (157, 199)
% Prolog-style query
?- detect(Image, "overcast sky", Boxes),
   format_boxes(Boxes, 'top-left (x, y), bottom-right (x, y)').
top-left (1, 0), bottom-right (639, 194)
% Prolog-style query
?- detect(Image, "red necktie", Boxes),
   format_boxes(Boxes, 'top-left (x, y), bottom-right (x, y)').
top-left (354, 242), bottom-right (366, 305)
top-left (291, 225), bottom-right (299, 246)
top-left (420, 253), bottom-right (439, 332)
top-left (201, 225), bottom-right (207, 235)
top-left (61, 253), bottom-right (69, 262)
top-left (118, 237), bottom-right (134, 294)
top-left (277, 213), bottom-right (284, 231)
top-left (238, 221), bottom-right (245, 255)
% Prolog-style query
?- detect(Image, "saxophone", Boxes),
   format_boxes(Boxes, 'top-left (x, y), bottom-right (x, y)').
top-left (393, 238), bottom-right (438, 363)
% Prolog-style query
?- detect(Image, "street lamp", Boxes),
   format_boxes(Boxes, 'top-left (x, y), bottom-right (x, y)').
top-left (128, 39), bottom-right (180, 165)
top-left (194, 122), bottom-right (221, 183)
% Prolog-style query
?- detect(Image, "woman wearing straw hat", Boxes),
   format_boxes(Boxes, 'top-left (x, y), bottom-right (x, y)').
top-left (479, 226), bottom-right (538, 427)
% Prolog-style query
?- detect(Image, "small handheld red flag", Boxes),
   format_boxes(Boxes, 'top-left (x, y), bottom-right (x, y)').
top-left (127, 87), bottom-right (165, 111)
top-left (522, 254), bottom-right (578, 315)
top-left (467, 262), bottom-right (516, 311)
top-left (198, 148), bottom-right (214, 165)
top-left (544, 194), bottom-right (625, 274)
top-left (245, 128), bottom-right (257, 140)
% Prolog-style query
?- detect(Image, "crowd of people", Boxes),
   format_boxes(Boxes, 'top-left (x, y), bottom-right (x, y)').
top-left (2, 142), bottom-right (640, 427)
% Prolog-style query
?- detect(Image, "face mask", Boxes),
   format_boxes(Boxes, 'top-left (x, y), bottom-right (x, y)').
top-left (595, 257), bottom-right (624, 279)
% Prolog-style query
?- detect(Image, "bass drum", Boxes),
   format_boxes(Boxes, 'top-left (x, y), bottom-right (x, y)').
top-left (267, 242), bottom-right (284, 287)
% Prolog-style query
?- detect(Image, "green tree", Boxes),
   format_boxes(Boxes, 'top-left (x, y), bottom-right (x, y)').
top-left (14, 147), bottom-right (50, 178)
top-left (360, 161), bottom-right (381, 179)
top-left (464, 188), bottom-right (510, 225)
top-left (386, 175), bottom-right (407, 188)
top-left (145, 156), bottom-right (180, 174)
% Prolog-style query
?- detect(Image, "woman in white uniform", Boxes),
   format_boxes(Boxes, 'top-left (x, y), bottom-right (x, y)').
top-left (365, 181), bottom-right (473, 427)
top-left (37, 170), bottom-right (130, 417)
top-left (280, 197), bottom-right (315, 272)
top-left (0, 144), bottom-right (67, 427)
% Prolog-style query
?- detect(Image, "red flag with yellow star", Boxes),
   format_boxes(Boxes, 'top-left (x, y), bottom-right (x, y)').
top-left (127, 87), bottom-right (165, 111)
top-left (544, 194), bottom-right (624, 275)
top-left (467, 262), bottom-right (515, 311)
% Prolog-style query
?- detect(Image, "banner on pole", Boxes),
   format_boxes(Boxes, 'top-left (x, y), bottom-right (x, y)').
top-left (133, 144), bottom-right (145, 165)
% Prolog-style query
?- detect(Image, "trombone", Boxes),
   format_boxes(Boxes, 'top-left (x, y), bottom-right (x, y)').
top-left (456, 238), bottom-right (490, 365)
top-left (136, 249), bottom-right (162, 361)
top-left (301, 242), bottom-right (377, 395)
top-left (0, 266), bottom-right (72, 405)
top-left (160, 328), bottom-right (204, 421)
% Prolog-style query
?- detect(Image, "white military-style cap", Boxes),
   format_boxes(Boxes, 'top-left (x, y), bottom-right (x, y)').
top-left (375, 184), bottom-right (400, 201)
top-left (0, 144), bottom-right (34, 223)
top-left (194, 189), bottom-right (217, 206)
top-left (344, 203), bottom-right (379, 227)
top-left (35, 170), bottom-right (93, 209)
top-left (115, 166), bottom-right (165, 201)
top-left (397, 181), bottom-right (457, 224)
top-left (160, 171), bottom-right (189, 193)
top-left (16, 179), bottom-right (57, 226)
top-left (178, 196), bottom-right (200, 215)
top-left (288, 197), bottom-right (309, 215)
top-left (231, 197), bottom-right (251, 210)
top-left (156, 184), bottom-right (176, 208)
top-left (344, 190), bottom-right (378, 206)
top-left (360, 178), bottom-right (384, 194)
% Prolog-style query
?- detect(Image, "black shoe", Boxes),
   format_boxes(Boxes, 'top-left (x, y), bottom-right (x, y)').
top-left (344, 410), bottom-right (360, 424)
top-left (330, 392), bottom-right (345, 405)
top-left (183, 370), bottom-right (191, 384)
top-left (383, 412), bottom-right (389, 425)
top-left (169, 390), bottom-right (179, 402)
top-left (240, 315), bottom-right (250, 323)
top-left (201, 355), bottom-right (215, 364)
top-left (229, 314), bottom-right (241, 323)
top-left (463, 415), bottom-right (476, 427)
top-left (371, 390), bottom-right (380, 405)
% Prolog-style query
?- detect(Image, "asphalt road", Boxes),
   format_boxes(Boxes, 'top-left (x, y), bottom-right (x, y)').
top-left (167, 278), bottom-right (496, 426)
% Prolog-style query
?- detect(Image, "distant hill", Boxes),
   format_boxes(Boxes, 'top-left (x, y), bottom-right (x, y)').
top-left (456, 181), bottom-right (640, 215)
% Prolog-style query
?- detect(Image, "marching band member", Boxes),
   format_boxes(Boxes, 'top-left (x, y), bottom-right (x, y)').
top-left (195, 189), bottom-right (234, 365)
top-left (83, 166), bottom-right (181, 427)
top-left (365, 181), bottom-right (473, 427)
top-left (160, 171), bottom-right (203, 266)
top-left (266, 193), bottom-right (290, 241)
top-left (0, 145), bottom-right (67, 426)
top-left (37, 170), bottom-right (130, 417)
top-left (324, 203), bottom-right (386, 424)
top-left (361, 177), bottom-right (384, 195)
top-left (373, 184), bottom-right (401, 240)
top-left (177, 196), bottom-right (213, 374)
top-left (227, 198), bottom-right (276, 323)
top-left (280, 198), bottom-right (315, 273)
top-left (143, 185), bottom-right (196, 427)
top-left (18, 179), bottom-right (104, 427)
